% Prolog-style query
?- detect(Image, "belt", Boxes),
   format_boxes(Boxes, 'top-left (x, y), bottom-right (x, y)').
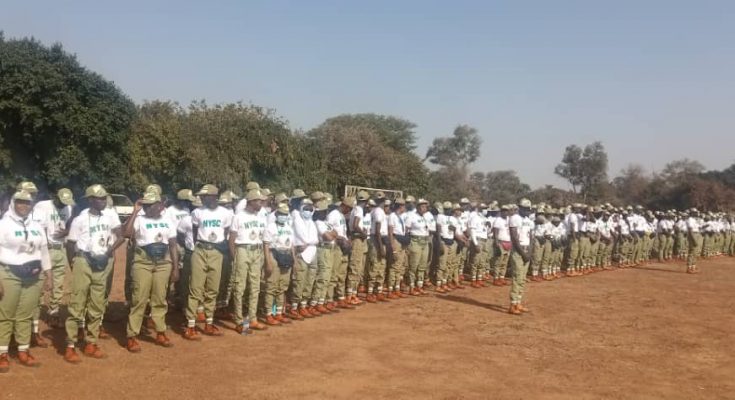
top-left (48, 243), bottom-right (64, 250)
top-left (319, 243), bottom-right (336, 249)
top-left (410, 236), bottom-right (429, 242)
top-left (236, 243), bottom-right (263, 250)
top-left (196, 241), bottom-right (224, 251)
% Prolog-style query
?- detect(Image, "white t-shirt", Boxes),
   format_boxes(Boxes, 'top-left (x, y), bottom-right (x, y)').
top-left (327, 209), bottom-right (347, 239)
top-left (389, 212), bottom-right (405, 236)
top-left (686, 217), bottom-right (701, 233)
top-left (370, 207), bottom-right (387, 236)
top-left (550, 223), bottom-right (567, 240)
top-left (0, 213), bottom-right (51, 270)
top-left (166, 205), bottom-right (190, 228)
top-left (405, 211), bottom-right (429, 237)
top-left (234, 199), bottom-right (247, 214)
top-left (424, 212), bottom-right (437, 233)
top-left (349, 205), bottom-right (364, 233)
top-left (133, 215), bottom-right (177, 247)
top-left (564, 213), bottom-right (579, 234)
top-left (68, 208), bottom-right (122, 256)
top-left (191, 206), bottom-right (233, 243)
top-left (177, 215), bottom-right (195, 251)
top-left (293, 217), bottom-right (319, 263)
top-left (231, 210), bottom-right (267, 245)
top-left (509, 214), bottom-right (533, 246)
top-left (362, 211), bottom-right (372, 238)
top-left (494, 216), bottom-right (510, 242)
top-left (437, 214), bottom-right (454, 240)
top-left (264, 221), bottom-right (294, 251)
top-left (316, 220), bottom-right (336, 245)
top-left (32, 200), bottom-right (67, 245)
top-left (468, 211), bottom-right (488, 243)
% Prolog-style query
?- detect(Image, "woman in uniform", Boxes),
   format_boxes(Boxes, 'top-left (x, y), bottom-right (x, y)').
top-left (0, 190), bottom-right (52, 372)
top-left (122, 191), bottom-right (179, 353)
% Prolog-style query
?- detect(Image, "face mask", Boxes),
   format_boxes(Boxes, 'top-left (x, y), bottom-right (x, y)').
top-left (301, 210), bottom-right (314, 220)
top-left (406, 204), bottom-right (416, 212)
top-left (276, 215), bottom-right (289, 225)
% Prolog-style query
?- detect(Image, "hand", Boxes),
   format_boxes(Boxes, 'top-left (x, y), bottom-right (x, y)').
top-left (265, 263), bottom-right (274, 278)
top-left (169, 266), bottom-right (180, 284)
top-left (43, 277), bottom-right (53, 292)
top-left (295, 246), bottom-right (305, 253)
top-left (134, 199), bottom-right (144, 212)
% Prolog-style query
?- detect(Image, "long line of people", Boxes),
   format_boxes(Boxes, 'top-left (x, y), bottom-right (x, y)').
top-left (1, 181), bottom-right (732, 372)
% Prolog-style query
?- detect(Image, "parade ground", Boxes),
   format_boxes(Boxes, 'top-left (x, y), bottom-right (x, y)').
top-left (2, 252), bottom-right (733, 400)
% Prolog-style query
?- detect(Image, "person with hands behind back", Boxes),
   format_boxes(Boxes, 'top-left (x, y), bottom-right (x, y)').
top-left (0, 190), bottom-right (53, 372)
top-left (122, 191), bottom-right (179, 353)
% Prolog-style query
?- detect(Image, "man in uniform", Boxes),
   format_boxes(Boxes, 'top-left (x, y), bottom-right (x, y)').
top-left (182, 184), bottom-right (233, 340)
top-left (32, 188), bottom-right (75, 339)
top-left (325, 197), bottom-right (355, 310)
top-left (290, 199), bottom-right (320, 318)
top-left (564, 204), bottom-right (582, 276)
top-left (467, 202), bottom-right (489, 288)
top-left (261, 203), bottom-right (296, 325)
top-left (508, 199), bottom-right (534, 315)
top-left (63, 185), bottom-right (125, 363)
top-left (435, 201), bottom-right (457, 293)
top-left (387, 198), bottom-right (409, 297)
top-left (686, 209), bottom-right (703, 274)
top-left (406, 199), bottom-right (430, 295)
top-left (492, 205), bottom-right (512, 286)
top-left (227, 189), bottom-right (268, 334)
top-left (346, 191), bottom-right (369, 305)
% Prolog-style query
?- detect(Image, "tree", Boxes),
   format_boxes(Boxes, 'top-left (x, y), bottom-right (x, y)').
top-left (425, 124), bottom-right (481, 168)
top-left (612, 164), bottom-right (651, 205)
top-left (470, 170), bottom-right (530, 204)
top-left (554, 141), bottom-right (608, 202)
top-left (0, 35), bottom-right (136, 193)
top-left (307, 114), bottom-right (428, 196)
top-left (527, 185), bottom-right (579, 207)
top-left (425, 124), bottom-right (482, 200)
top-left (317, 114), bottom-right (418, 153)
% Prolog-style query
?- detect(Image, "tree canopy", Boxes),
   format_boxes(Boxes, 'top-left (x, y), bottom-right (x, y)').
top-left (0, 35), bottom-right (136, 193)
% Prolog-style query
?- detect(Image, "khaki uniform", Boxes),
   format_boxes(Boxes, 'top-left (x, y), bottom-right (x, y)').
top-left (65, 256), bottom-right (113, 345)
top-left (126, 249), bottom-right (172, 337)
top-left (231, 245), bottom-right (263, 325)
top-left (1, 265), bottom-right (44, 352)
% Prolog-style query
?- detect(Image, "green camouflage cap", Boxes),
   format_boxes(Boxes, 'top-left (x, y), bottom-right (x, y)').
top-left (145, 184), bottom-right (162, 195)
top-left (315, 199), bottom-right (329, 211)
top-left (141, 191), bottom-right (161, 204)
top-left (246, 189), bottom-right (268, 201)
top-left (310, 191), bottom-right (325, 201)
top-left (57, 188), bottom-right (75, 206)
top-left (12, 190), bottom-right (33, 201)
top-left (196, 184), bottom-right (219, 196)
top-left (16, 181), bottom-right (38, 194)
top-left (218, 191), bottom-right (233, 204)
top-left (177, 189), bottom-right (196, 202)
top-left (341, 196), bottom-right (357, 208)
top-left (276, 203), bottom-right (289, 214)
top-left (274, 192), bottom-right (289, 203)
top-left (84, 184), bottom-right (108, 198)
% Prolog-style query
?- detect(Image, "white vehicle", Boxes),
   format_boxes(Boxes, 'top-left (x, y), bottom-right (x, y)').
top-left (109, 194), bottom-right (134, 222)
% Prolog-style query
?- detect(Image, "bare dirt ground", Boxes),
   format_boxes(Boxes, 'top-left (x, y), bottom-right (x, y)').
top-left (2, 250), bottom-right (734, 400)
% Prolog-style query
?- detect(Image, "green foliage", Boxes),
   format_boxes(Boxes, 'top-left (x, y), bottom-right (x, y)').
top-left (554, 141), bottom-right (608, 202)
top-left (0, 35), bottom-right (136, 193)
top-left (471, 170), bottom-right (531, 204)
top-left (425, 124), bottom-right (481, 167)
top-left (307, 114), bottom-right (428, 196)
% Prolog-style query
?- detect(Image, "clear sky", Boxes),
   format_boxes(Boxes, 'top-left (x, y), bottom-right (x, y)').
top-left (2, 0), bottom-right (734, 188)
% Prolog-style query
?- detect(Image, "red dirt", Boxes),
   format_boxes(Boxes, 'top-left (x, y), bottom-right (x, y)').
top-left (1, 252), bottom-right (734, 400)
